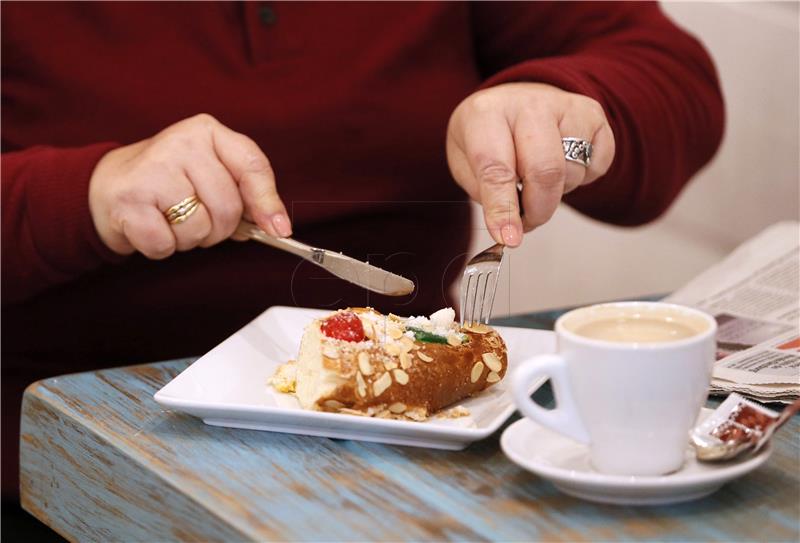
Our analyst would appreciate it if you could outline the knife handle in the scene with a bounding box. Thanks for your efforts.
[235,220,323,262]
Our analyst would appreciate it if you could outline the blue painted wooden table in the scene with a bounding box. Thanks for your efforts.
[19,308,800,542]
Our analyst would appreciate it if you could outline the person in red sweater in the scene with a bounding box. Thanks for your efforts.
[1,2,723,500]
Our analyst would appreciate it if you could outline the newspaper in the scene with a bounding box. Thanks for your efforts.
[665,221,800,404]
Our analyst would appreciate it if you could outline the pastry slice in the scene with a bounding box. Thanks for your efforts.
[285,307,508,421]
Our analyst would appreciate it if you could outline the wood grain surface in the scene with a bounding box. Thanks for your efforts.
[19,314,800,542]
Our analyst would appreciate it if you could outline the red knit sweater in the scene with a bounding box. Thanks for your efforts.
[2,1,724,363]
[1,0,724,499]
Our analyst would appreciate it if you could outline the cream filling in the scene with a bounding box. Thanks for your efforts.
[295,323,347,409]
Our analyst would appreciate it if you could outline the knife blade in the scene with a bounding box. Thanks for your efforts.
[235,220,415,296]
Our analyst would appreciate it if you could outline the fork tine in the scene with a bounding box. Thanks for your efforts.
[460,272,472,326]
[469,273,478,326]
[467,273,478,326]
[479,271,493,324]
[483,272,499,324]
[474,272,488,327]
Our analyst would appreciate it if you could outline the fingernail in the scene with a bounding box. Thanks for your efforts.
[501,223,521,247]
[271,213,292,237]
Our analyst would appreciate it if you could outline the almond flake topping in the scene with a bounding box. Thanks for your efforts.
[393,369,409,385]
[470,361,485,383]
[486,371,501,384]
[482,352,502,373]
[358,352,373,375]
[356,371,367,397]
[362,321,375,340]
[417,352,433,363]
[404,407,428,421]
[373,372,392,396]
[339,408,367,417]
[384,342,401,357]
[399,336,415,353]
[437,405,470,419]
[399,352,412,370]
[388,402,407,414]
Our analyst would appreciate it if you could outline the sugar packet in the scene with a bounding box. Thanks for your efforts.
[691,393,798,461]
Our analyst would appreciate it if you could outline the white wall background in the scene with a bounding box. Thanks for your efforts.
[468,1,800,318]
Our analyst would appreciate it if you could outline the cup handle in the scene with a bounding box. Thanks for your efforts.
[512,354,590,444]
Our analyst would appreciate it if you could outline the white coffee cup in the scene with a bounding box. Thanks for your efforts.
[512,301,717,476]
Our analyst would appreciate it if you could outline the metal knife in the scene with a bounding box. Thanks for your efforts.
[235,220,415,296]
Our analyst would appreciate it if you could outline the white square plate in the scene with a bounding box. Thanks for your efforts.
[154,306,555,450]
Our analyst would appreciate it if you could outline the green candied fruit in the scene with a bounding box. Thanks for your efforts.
[406,327,468,345]
[406,327,448,344]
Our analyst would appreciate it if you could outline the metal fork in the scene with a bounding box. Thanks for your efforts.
[459,243,504,326]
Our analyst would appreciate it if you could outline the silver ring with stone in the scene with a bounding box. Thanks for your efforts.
[562,137,592,168]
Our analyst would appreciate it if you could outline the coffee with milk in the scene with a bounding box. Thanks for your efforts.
[564,305,709,344]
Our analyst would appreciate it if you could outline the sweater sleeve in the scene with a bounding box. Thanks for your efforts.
[470,1,725,225]
[1,143,126,303]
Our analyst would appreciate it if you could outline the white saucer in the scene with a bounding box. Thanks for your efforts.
[500,408,772,506]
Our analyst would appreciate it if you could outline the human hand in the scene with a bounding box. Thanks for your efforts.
[446,83,615,247]
[89,114,291,259]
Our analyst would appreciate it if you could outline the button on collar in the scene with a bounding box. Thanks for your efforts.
[259,4,276,26]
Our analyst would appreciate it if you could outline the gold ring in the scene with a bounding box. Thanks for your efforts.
[165,195,201,225]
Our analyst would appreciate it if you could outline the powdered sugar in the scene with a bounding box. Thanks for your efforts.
[405,307,458,338]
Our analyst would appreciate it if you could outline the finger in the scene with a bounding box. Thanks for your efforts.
[154,173,213,252]
[446,136,481,202]
[514,108,566,232]
[211,123,291,238]
[585,121,615,184]
[171,201,213,252]
[185,157,243,247]
[121,205,177,260]
[462,111,522,247]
